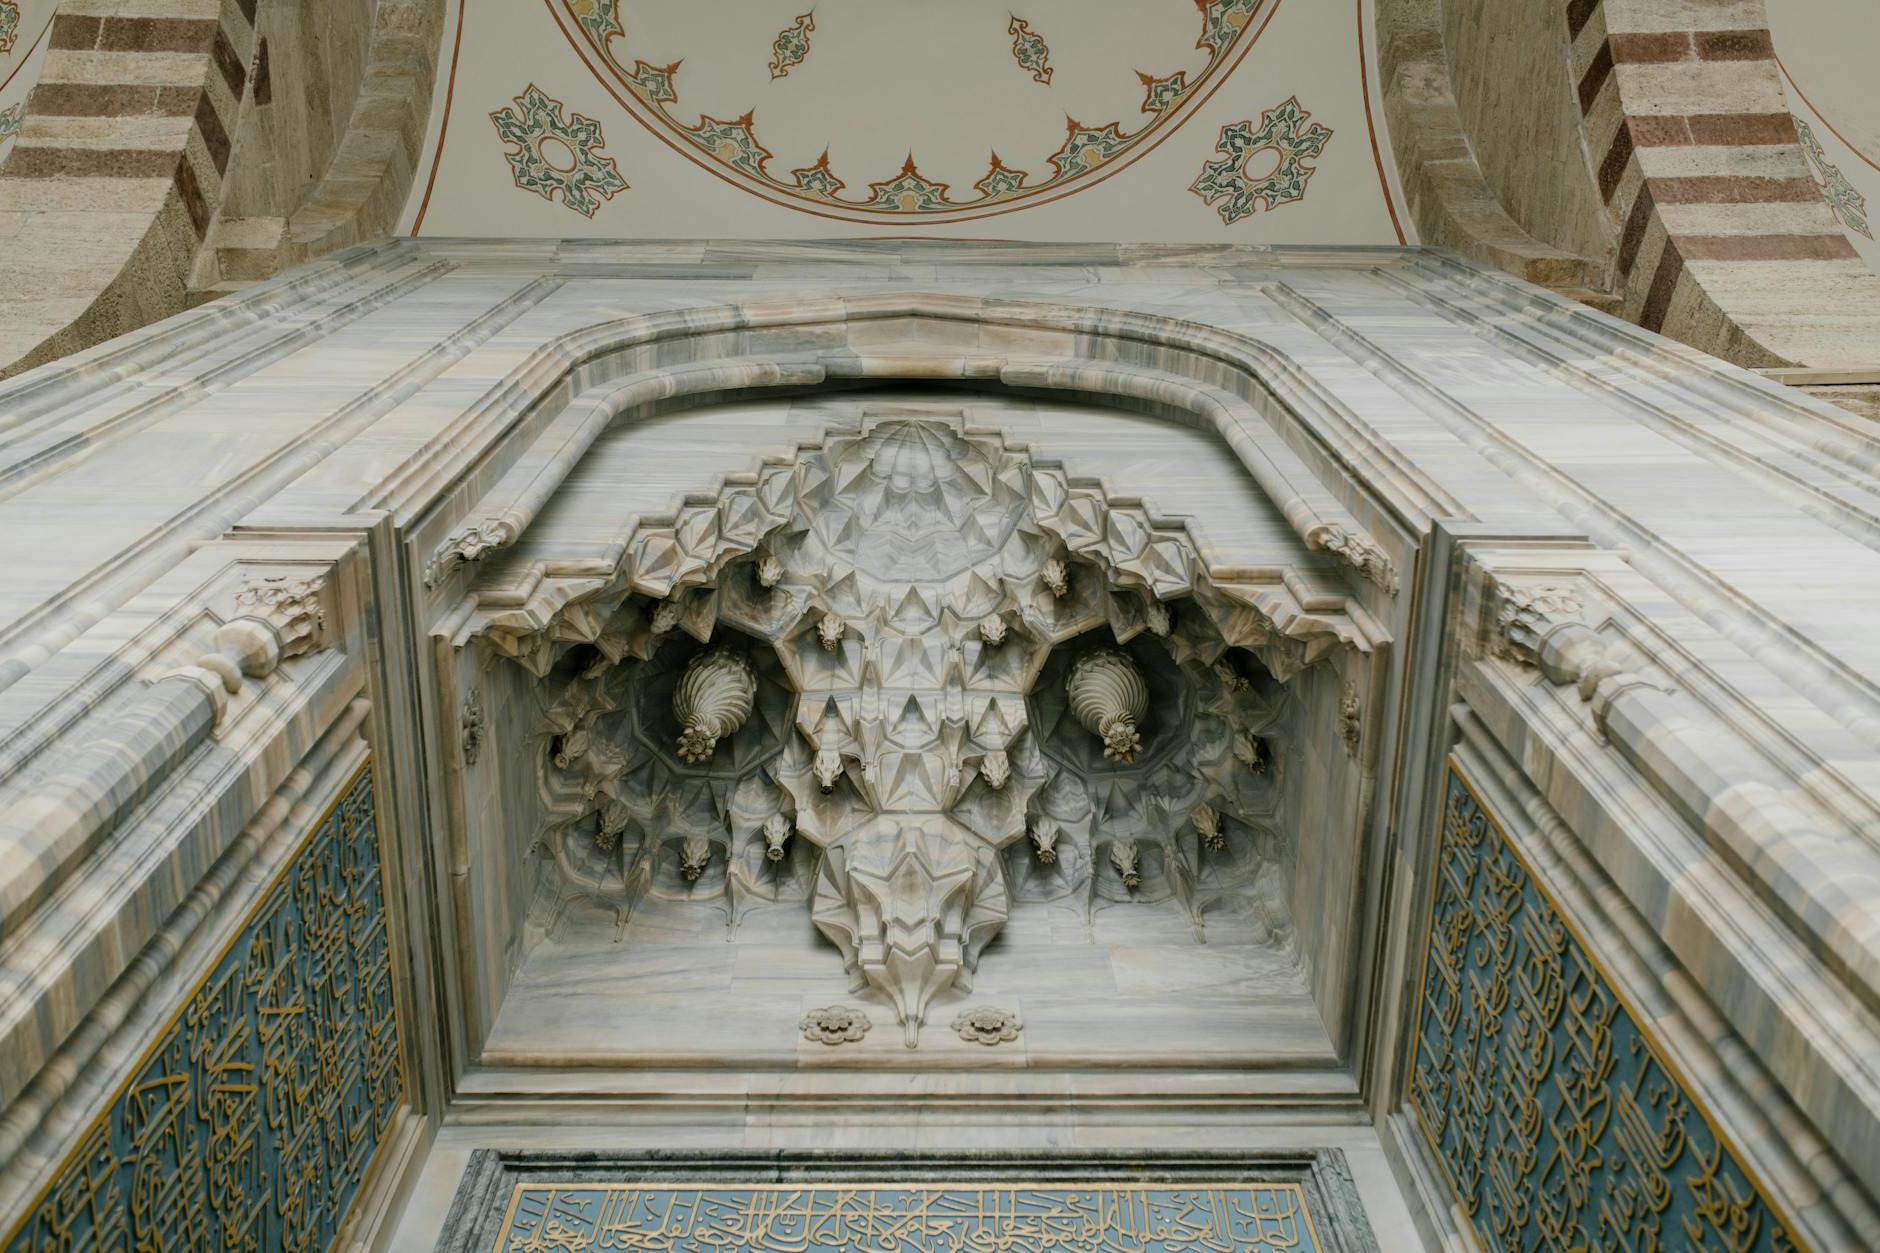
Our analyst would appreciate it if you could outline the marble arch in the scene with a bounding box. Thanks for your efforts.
[419,293,1399,1072]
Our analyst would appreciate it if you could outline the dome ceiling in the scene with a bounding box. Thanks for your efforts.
[402,0,1411,242]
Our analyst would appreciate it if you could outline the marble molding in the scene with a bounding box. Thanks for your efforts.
[8,240,1877,1249]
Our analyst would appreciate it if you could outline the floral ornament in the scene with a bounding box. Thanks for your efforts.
[800,1005,871,1045]
[973,154,1028,200]
[1139,70,1189,115]
[1007,16,1053,85]
[0,102,22,146]
[769,11,815,80]
[1190,96,1332,224]
[571,0,623,47]
[1796,117,1872,240]
[0,1,19,55]
[490,83,629,218]
[952,1006,1022,1045]
[558,0,1268,220]
[865,157,953,212]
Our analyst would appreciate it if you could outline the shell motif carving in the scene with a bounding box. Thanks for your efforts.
[673,649,757,763]
[1066,649,1149,763]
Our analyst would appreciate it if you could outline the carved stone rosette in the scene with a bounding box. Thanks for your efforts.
[951,1006,1022,1045]
[1066,650,1149,764]
[800,1005,871,1045]
[672,649,757,763]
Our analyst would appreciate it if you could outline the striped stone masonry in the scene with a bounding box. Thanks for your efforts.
[0,0,254,374]
[1567,0,1880,367]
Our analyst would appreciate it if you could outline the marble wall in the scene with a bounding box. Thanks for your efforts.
[0,240,1875,1249]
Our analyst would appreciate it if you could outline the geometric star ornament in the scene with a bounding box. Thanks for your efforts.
[490,83,629,218]
[1190,96,1333,225]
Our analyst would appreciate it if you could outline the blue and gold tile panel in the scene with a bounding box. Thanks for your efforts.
[495,1182,1327,1252]
[1410,763,1799,1251]
[4,763,402,1252]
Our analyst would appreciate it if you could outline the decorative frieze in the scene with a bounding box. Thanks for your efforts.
[1409,765,1798,1251]
[1,766,401,1252]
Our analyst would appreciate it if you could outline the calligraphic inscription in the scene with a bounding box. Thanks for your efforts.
[494,1182,1326,1251]
[5,764,403,1252]
[1409,766,1799,1250]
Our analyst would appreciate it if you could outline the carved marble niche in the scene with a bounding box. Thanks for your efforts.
[456,416,1372,1047]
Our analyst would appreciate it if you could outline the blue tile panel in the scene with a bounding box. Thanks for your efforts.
[496,1182,1326,1251]
[5,765,402,1252]
[1410,764,1798,1251]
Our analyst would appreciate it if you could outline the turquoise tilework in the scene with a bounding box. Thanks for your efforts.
[1410,764,1797,1250]
[5,766,402,1251]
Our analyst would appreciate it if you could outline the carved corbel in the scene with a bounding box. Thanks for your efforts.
[163,571,331,727]
[424,519,516,588]
[1306,523,1398,594]
[1489,581,1586,668]
[1486,578,1668,717]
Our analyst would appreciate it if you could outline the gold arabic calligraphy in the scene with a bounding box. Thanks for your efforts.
[496,1182,1323,1252]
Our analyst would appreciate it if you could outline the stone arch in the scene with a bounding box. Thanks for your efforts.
[421,292,1404,601]
[424,292,1399,1059]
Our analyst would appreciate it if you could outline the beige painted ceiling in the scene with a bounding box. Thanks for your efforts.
[401,0,1413,242]
[1764,0,1880,273]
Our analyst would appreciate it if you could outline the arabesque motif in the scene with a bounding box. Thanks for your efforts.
[2,767,401,1252]
[555,0,1270,219]
[768,11,815,80]
[1007,16,1053,85]
[1190,97,1332,224]
[1409,766,1798,1251]
[1797,117,1872,240]
[490,83,629,218]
